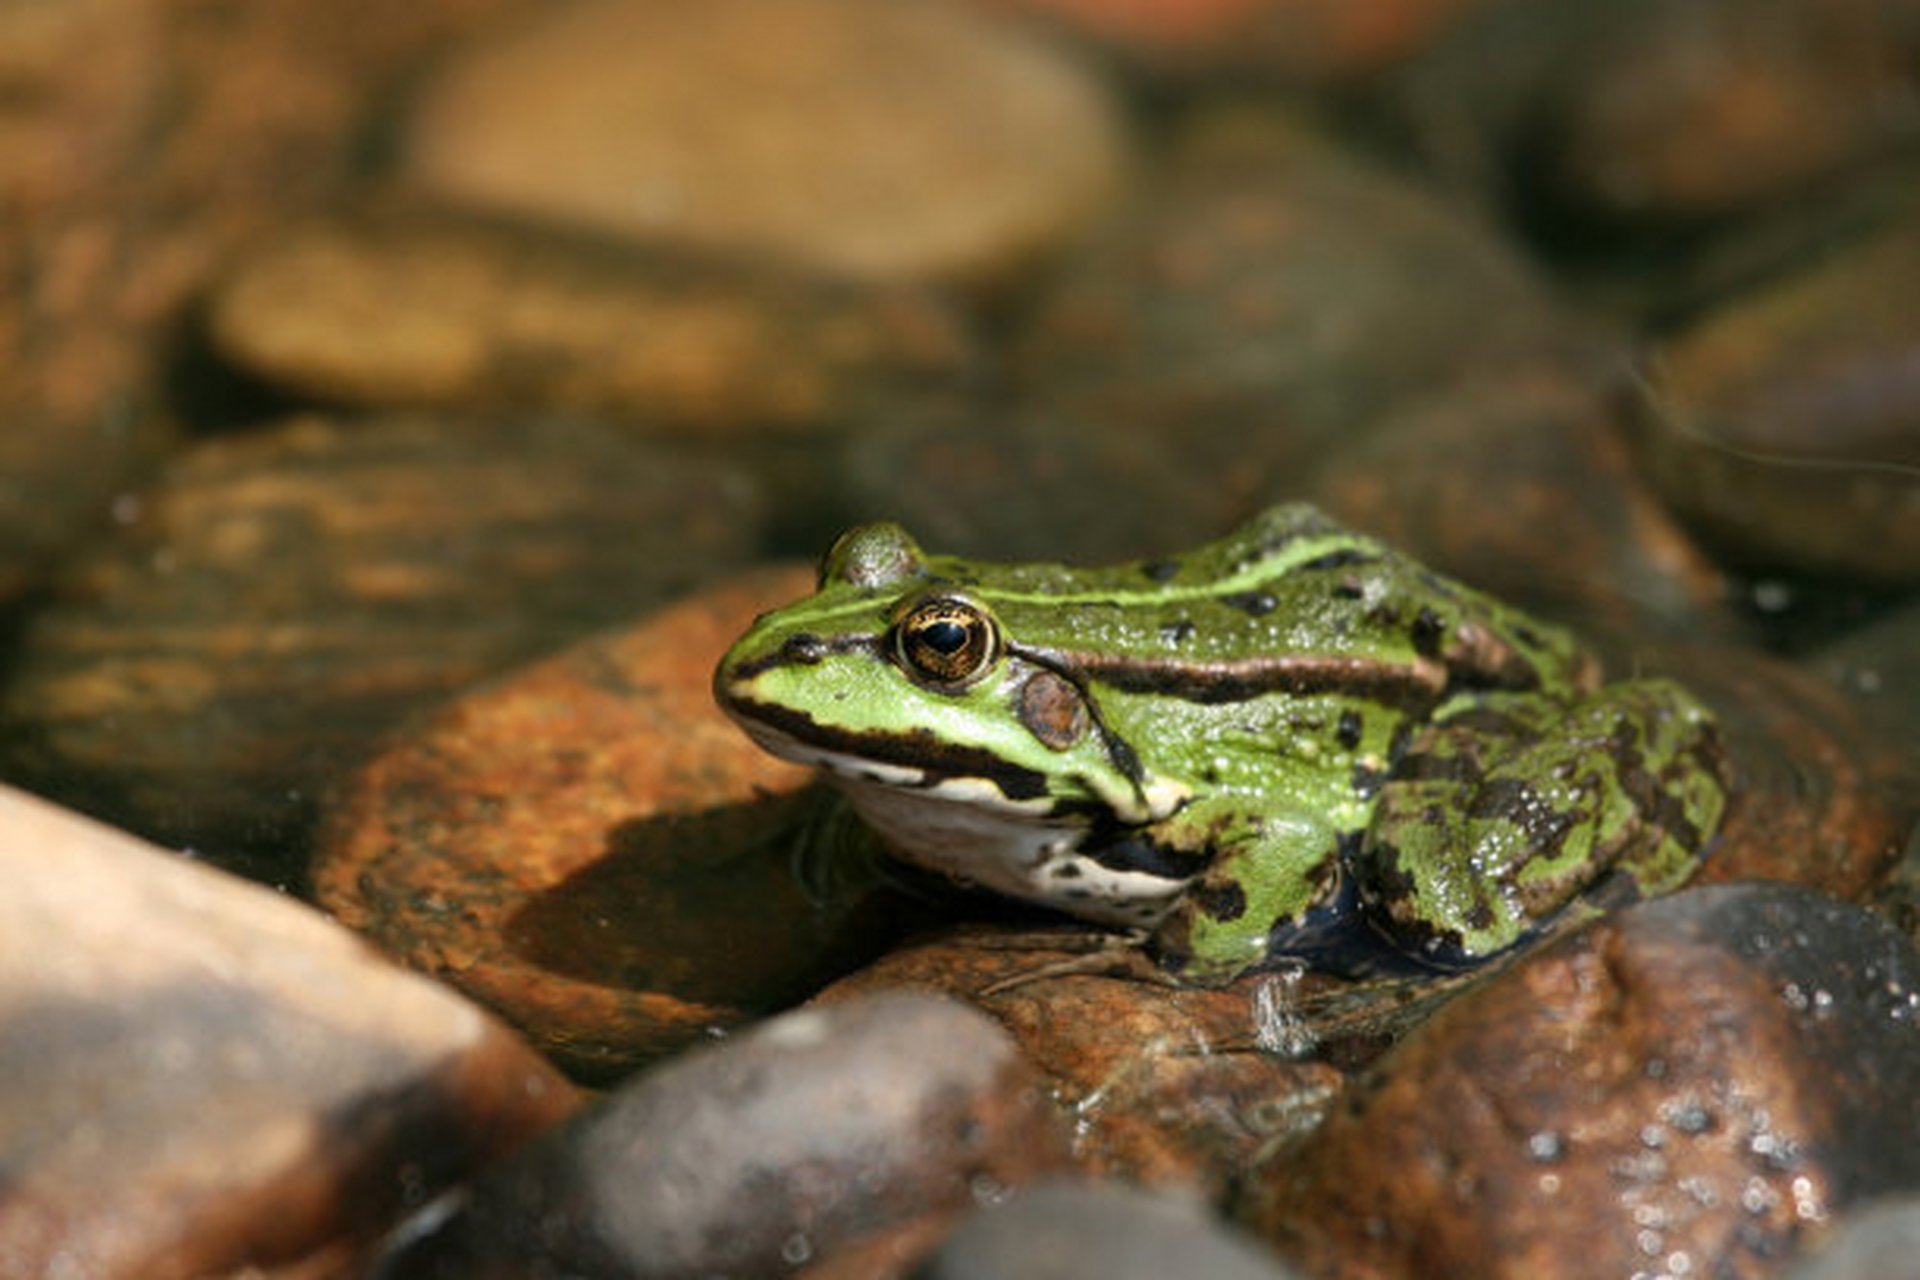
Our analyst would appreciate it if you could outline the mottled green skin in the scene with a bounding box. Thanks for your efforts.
[714,503,1731,984]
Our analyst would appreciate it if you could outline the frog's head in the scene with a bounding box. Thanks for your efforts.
[714,522,1187,834]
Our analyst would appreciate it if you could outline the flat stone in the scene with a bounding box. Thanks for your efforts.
[401,0,1127,284]
[918,1180,1302,1280]
[0,785,577,1280]
[1785,1197,1920,1280]
[377,994,1075,1278]
[208,208,974,434]
[1641,220,1920,583]
[313,568,919,1080]
[0,413,761,880]
[1247,883,1920,1279]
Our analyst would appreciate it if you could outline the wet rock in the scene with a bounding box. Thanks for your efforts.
[1785,1197,1920,1280]
[1013,111,1581,498]
[1306,365,1733,633]
[377,994,1075,1279]
[969,0,1501,83]
[208,208,974,434]
[1539,0,1920,225]
[917,1180,1302,1280]
[314,567,921,1080]
[401,0,1126,285]
[819,928,1378,1193]
[0,413,760,880]
[1247,883,1920,1279]
[0,784,577,1280]
[1640,221,1920,583]
[1654,644,1915,903]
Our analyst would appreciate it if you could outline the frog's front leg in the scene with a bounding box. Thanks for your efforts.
[1145,797,1349,985]
[1354,678,1730,968]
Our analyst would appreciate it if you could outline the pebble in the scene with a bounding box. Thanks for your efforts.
[375,994,1075,1279]
[0,413,761,881]
[401,0,1126,284]
[1641,220,1920,583]
[0,784,577,1280]
[1247,883,1920,1279]
[208,208,974,434]
[313,568,924,1080]
[916,1179,1302,1280]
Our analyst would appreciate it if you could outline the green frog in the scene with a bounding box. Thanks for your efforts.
[713,504,1730,984]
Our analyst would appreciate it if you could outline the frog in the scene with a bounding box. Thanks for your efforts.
[712,503,1731,985]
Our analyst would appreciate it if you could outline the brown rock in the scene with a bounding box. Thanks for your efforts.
[1640,220,1920,583]
[970,0,1502,81]
[207,208,974,433]
[816,928,1428,1193]
[1307,365,1733,632]
[0,413,761,880]
[1013,111,1579,497]
[401,0,1127,285]
[313,567,918,1080]
[376,994,1075,1279]
[1247,883,1920,1279]
[0,784,577,1280]
[0,0,537,601]
[1541,0,1920,224]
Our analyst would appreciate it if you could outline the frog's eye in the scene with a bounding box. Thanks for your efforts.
[894,597,999,687]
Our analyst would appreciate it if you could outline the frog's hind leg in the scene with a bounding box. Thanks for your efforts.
[1352,679,1730,969]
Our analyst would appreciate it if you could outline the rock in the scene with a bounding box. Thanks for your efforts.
[375,994,1075,1279]
[1247,884,1920,1279]
[1640,220,1920,583]
[0,784,578,1280]
[917,1180,1302,1280]
[818,928,1388,1193]
[207,208,974,434]
[314,567,922,1080]
[1808,599,1920,773]
[0,413,761,880]
[0,0,537,601]
[1012,111,1581,497]
[1539,0,1920,225]
[968,0,1502,82]
[1785,1197,1920,1280]
[401,0,1127,285]
[1306,365,1732,633]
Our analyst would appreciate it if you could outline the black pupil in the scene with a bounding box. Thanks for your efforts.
[919,619,970,655]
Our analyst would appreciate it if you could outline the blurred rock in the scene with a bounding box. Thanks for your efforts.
[314,568,922,1081]
[917,1180,1301,1280]
[0,0,537,600]
[1808,600,1920,772]
[1785,1197,1920,1280]
[1247,884,1920,1279]
[401,0,1127,285]
[377,994,1075,1279]
[1640,221,1920,583]
[1539,0,1920,225]
[208,208,975,434]
[1013,111,1582,504]
[0,413,761,880]
[0,784,577,1280]
[1307,365,1732,633]
[969,0,1502,83]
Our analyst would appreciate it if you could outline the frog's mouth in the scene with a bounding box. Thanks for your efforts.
[722,699,1061,815]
